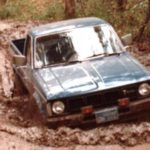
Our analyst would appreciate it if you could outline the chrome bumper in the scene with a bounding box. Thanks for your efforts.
[47,97,150,125]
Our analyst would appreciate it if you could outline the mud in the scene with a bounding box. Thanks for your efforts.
[0,21,150,149]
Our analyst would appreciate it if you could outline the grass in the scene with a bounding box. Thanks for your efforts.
[0,2,20,19]
[0,0,64,20]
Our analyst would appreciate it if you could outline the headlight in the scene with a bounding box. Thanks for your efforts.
[52,101,65,114]
[138,83,150,96]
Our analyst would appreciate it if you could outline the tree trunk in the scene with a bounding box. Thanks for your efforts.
[116,0,127,11]
[64,0,76,19]
[136,0,150,41]
[0,0,8,5]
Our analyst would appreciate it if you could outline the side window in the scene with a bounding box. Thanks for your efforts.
[25,35,32,65]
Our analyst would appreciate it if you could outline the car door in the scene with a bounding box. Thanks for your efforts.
[16,35,34,93]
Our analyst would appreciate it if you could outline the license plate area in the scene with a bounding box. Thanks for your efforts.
[95,107,119,124]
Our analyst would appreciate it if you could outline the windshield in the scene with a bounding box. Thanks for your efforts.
[35,24,124,67]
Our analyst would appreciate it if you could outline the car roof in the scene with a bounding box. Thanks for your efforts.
[29,17,107,38]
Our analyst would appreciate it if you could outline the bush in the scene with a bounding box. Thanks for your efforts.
[76,0,150,39]
[43,0,64,20]
[0,2,20,19]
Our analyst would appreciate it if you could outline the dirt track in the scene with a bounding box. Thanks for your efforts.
[0,21,150,149]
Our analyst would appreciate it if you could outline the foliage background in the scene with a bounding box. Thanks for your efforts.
[0,0,149,40]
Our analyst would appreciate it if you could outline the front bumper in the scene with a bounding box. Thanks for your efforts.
[47,97,150,126]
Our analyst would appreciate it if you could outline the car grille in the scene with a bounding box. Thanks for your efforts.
[65,85,139,113]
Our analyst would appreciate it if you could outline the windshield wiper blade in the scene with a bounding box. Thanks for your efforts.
[106,52,120,56]
[67,60,82,64]
[66,52,120,64]
[87,53,107,59]
[86,52,120,59]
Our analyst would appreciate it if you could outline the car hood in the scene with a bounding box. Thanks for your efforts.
[33,52,150,100]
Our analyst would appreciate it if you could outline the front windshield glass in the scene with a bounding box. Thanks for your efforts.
[35,24,124,67]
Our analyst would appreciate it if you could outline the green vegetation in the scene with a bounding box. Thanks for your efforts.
[0,0,64,20]
[43,0,64,20]
[0,0,149,40]
[76,0,150,39]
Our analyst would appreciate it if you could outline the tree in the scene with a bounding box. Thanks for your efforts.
[0,0,8,5]
[64,0,76,19]
[136,0,150,41]
[116,0,127,11]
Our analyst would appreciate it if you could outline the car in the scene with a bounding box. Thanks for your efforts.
[10,17,150,126]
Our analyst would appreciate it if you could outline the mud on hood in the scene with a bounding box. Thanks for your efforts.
[34,52,150,100]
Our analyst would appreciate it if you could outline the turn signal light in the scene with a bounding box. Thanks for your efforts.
[81,106,93,115]
[118,98,129,107]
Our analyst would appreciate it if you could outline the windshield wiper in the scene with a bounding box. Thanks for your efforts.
[85,52,121,60]
[105,52,120,56]
[66,52,121,64]
[67,60,82,64]
[86,52,107,59]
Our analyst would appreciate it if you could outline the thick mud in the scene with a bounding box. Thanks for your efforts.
[0,21,150,149]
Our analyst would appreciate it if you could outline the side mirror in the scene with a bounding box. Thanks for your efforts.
[13,55,26,66]
[121,33,132,46]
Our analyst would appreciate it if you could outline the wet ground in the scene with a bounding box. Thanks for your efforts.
[0,21,150,149]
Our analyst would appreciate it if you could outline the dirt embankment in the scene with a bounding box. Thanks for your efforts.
[0,21,150,149]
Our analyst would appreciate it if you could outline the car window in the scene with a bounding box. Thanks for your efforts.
[36,35,75,66]
[67,25,123,59]
[35,24,124,67]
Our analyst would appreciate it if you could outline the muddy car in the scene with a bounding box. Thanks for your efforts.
[10,17,150,126]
